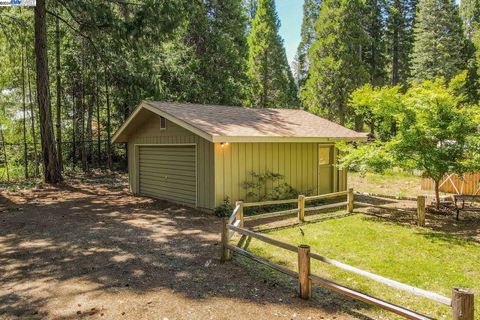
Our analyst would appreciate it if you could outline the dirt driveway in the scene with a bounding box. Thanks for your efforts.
[0,176,371,320]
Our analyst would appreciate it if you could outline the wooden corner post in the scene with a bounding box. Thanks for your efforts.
[417,196,426,227]
[236,201,244,227]
[452,288,474,320]
[347,188,354,213]
[221,218,231,262]
[298,245,312,299]
[298,195,305,222]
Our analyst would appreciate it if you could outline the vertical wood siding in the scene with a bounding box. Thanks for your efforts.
[125,111,348,210]
[127,115,215,210]
[214,142,347,207]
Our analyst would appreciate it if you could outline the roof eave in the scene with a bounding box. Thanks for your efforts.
[111,101,215,143]
[211,136,368,143]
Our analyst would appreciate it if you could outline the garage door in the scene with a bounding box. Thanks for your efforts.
[138,145,196,207]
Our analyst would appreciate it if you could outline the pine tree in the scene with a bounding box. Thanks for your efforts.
[363,0,387,86]
[460,0,480,103]
[385,0,415,85]
[173,0,248,106]
[244,0,258,30]
[411,0,466,82]
[246,0,298,108]
[34,0,62,183]
[302,0,368,125]
[202,0,249,106]
[461,0,480,40]
[293,0,322,88]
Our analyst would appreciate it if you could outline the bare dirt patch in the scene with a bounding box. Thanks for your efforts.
[353,194,480,242]
[0,175,365,320]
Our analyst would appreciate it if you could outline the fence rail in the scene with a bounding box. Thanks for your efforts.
[355,195,427,227]
[236,189,353,225]
[221,190,474,320]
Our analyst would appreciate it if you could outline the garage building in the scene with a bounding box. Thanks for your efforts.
[112,101,366,211]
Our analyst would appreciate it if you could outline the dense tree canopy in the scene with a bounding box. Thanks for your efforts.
[246,0,298,108]
[411,0,466,82]
[385,0,415,86]
[302,0,368,125]
[293,0,322,88]
[345,78,480,207]
[0,0,479,185]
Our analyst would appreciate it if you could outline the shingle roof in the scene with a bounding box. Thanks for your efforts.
[113,101,367,143]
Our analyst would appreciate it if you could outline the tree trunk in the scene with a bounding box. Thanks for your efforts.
[34,0,62,183]
[26,44,40,178]
[392,27,399,85]
[86,95,94,169]
[354,115,363,132]
[81,39,87,172]
[123,103,129,170]
[338,104,345,126]
[104,67,112,171]
[0,129,9,182]
[21,40,29,179]
[55,7,63,172]
[434,180,440,210]
[95,68,101,166]
[71,85,76,169]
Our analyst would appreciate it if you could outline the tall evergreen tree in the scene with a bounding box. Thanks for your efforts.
[293,0,322,87]
[34,0,62,183]
[461,0,480,40]
[194,0,248,106]
[385,0,415,85]
[302,0,368,125]
[363,0,387,86]
[460,0,480,103]
[246,0,298,108]
[411,0,466,82]
[244,0,258,30]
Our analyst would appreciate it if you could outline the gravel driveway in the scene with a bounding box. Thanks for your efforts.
[0,176,370,319]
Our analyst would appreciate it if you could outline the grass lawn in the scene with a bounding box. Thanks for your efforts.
[247,214,480,319]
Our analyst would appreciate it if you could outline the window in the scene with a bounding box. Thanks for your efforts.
[160,116,167,130]
[319,146,332,165]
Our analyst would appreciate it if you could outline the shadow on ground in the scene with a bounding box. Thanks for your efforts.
[353,194,480,242]
[0,175,378,319]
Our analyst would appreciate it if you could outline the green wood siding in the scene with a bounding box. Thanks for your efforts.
[138,145,196,206]
[125,110,348,210]
[214,142,347,207]
[127,114,215,210]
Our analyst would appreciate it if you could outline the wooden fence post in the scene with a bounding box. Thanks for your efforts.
[452,288,474,320]
[298,195,305,222]
[298,245,312,299]
[236,201,244,227]
[417,196,426,227]
[347,188,354,213]
[221,218,231,262]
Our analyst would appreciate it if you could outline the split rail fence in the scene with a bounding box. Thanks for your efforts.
[221,189,474,320]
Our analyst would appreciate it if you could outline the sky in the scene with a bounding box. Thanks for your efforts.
[276,0,304,64]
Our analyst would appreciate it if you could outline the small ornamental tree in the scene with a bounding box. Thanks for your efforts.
[392,79,477,208]
[349,84,403,140]
[347,77,479,209]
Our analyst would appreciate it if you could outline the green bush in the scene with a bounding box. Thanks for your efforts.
[214,197,233,217]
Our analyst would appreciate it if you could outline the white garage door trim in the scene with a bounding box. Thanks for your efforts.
[133,143,197,207]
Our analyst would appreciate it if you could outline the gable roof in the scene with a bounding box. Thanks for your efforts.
[112,101,367,143]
